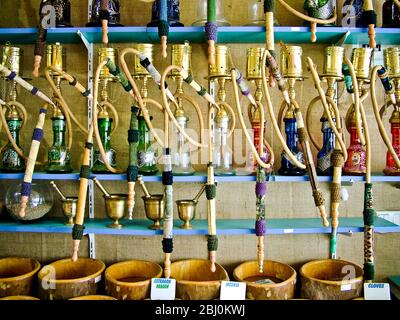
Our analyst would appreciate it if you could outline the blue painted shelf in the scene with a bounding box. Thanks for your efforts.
[0,172,399,183]
[0,217,398,236]
[0,26,400,45]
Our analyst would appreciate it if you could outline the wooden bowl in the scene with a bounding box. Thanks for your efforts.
[69,295,117,300]
[233,260,297,300]
[300,259,363,300]
[0,257,41,298]
[38,258,105,300]
[170,259,229,300]
[105,260,163,300]
[0,295,40,300]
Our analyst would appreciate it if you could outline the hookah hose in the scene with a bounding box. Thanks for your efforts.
[100,0,110,45]
[206,0,217,65]
[127,104,139,220]
[261,49,328,227]
[32,0,49,77]
[158,0,169,58]
[345,58,375,281]
[275,0,336,43]
[361,0,377,49]
[72,59,106,262]
[307,57,349,257]
[231,68,274,272]
[370,66,400,168]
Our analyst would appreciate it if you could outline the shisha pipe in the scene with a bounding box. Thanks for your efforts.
[231,66,274,273]
[361,0,377,49]
[260,49,329,227]
[370,66,400,171]
[275,0,337,43]
[370,48,400,175]
[344,57,375,282]
[206,0,218,65]
[306,56,349,259]
[264,1,276,86]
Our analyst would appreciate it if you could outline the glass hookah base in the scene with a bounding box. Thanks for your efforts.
[317,167,334,176]
[91,166,117,174]
[46,165,73,173]
[383,167,400,176]
[147,21,184,27]
[341,169,366,176]
[172,170,195,176]
[138,168,159,176]
[55,23,74,27]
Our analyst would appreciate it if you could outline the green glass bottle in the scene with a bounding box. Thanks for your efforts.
[46,110,72,173]
[1,108,25,172]
[92,111,117,173]
[137,115,158,175]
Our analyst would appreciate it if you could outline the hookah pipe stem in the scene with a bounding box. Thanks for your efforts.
[32,0,49,77]
[370,66,400,168]
[100,0,110,46]
[260,50,305,169]
[264,0,276,86]
[275,0,336,43]
[50,181,67,200]
[206,0,217,65]
[127,105,140,220]
[159,0,169,58]
[71,60,106,262]
[361,0,377,49]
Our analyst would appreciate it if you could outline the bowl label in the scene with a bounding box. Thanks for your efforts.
[220,281,246,300]
[151,278,176,300]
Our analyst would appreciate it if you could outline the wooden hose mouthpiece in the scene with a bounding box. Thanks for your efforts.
[127,181,135,220]
[32,55,42,78]
[102,20,109,46]
[161,35,168,59]
[310,22,317,43]
[72,239,80,262]
[208,40,216,66]
[164,253,171,279]
[209,251,216,272]
[368,25,376,49]
[258,236,264,273]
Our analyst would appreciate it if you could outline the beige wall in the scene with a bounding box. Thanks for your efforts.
[0,1,399,284]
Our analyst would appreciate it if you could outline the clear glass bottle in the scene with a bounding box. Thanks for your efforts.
[214,108,235,176]
[172,109,194,175]
[192,0,231,26]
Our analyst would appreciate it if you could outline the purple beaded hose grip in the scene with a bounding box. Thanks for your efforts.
[255,182,267,197]
[255,219,266,236]
[205,22,218,41]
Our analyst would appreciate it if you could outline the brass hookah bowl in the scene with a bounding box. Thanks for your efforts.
[343,47,374,175]
[0,44,27,172]
[207,45,236,176]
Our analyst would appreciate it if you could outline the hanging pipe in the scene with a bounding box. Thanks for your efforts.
[275,0,337,43]
[158,0,169,58]
[307,57,349,258]
[370,66,400,168]
[127,104,139,220]
[261,49,328,227]
[71,59,106,262]
[361,0,377,49]
[206,0,218,65]
[345,57,375,282]
[231,68,274,273]
[32,0,49,77]
[100,0,110,45]
[264,0,276,86]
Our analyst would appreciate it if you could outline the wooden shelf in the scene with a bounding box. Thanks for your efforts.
[0,217,398,236]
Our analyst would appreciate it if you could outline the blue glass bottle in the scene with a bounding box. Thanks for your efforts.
[317,116,335,176]
[147,0,184,27]
[87,0,122,27]
[278,116,306,176]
